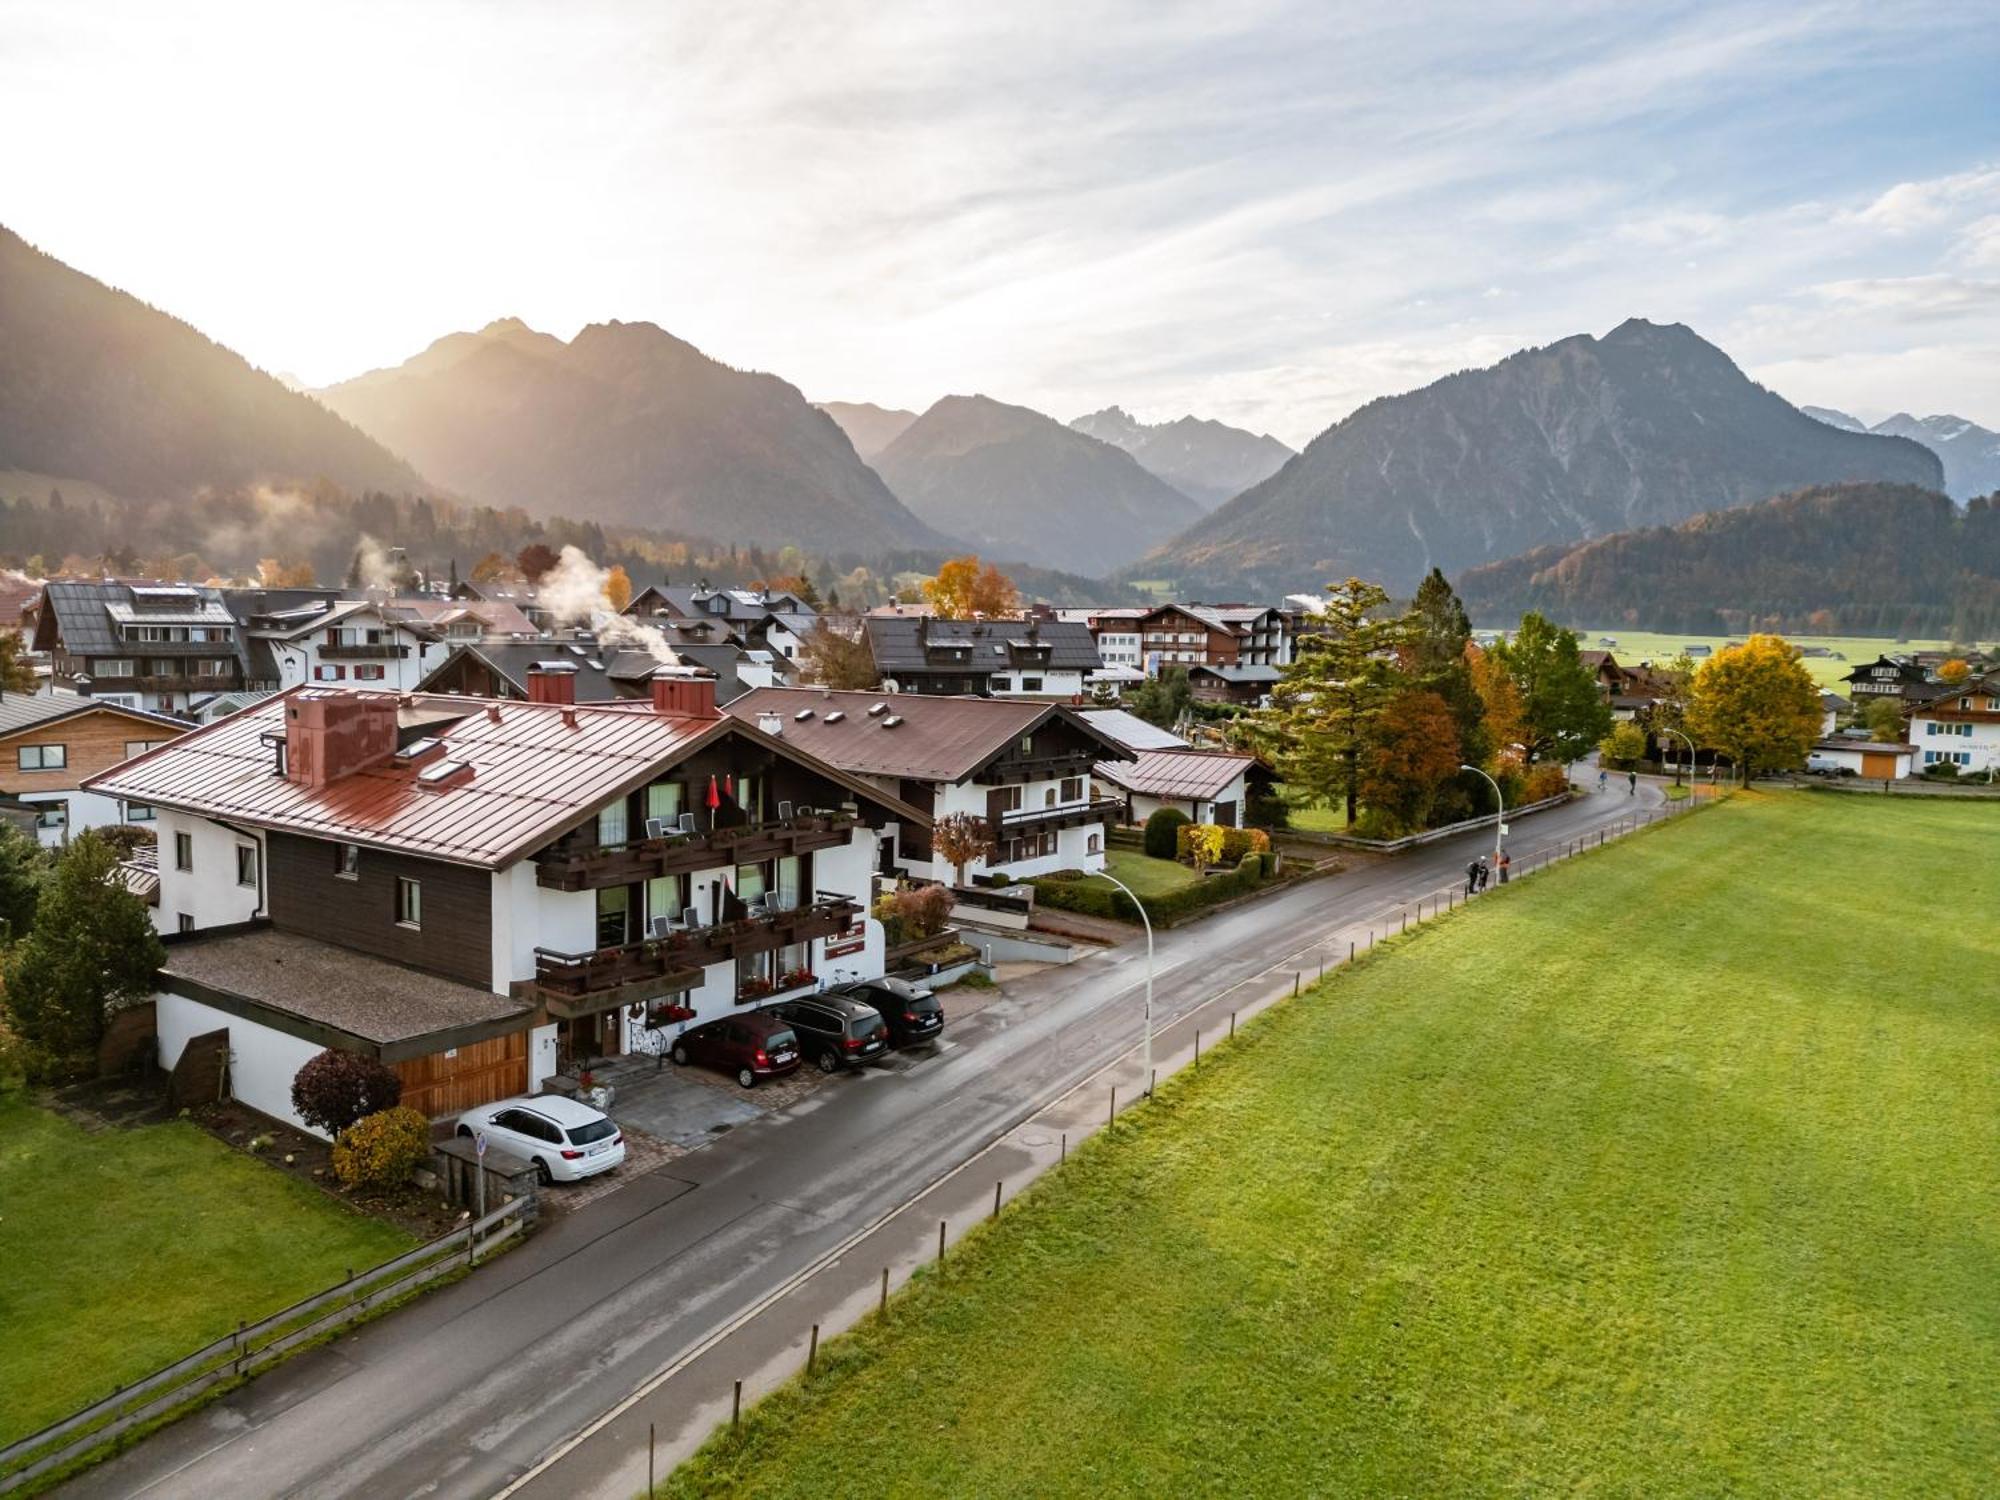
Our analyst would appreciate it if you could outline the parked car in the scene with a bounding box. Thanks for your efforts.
[838,977,945,1049]
[1804,752,1858,777]
[670,1010,802,1088]
[456,1095,624,1184]
[773,993,891,1073]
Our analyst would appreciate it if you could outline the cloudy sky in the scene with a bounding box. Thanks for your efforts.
[4,0,1997,447]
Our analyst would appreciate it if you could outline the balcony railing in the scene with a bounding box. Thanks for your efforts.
[535,812,859,891]
[529,893,860,1005]
[998,795,1124,833]
[320,642,410,660]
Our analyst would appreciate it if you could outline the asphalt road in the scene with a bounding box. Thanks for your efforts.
[65,781,1668,1500]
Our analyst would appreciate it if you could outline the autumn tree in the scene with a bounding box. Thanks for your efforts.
[517,543,560,582]
[1403,569,1488,769]
[1358,689,1464,832]
[1861,696,1906,744]
[257,557,316,587]
[604,564,634,612]
[1937,657,1971,684]
[1255,578,1405,825]
[1686,634,1822,781]
[1597,722,1648,770]
[1185,823,1226,875]
[922,556,1019,619]
[1465,643,1525,769]
[800,620,881,690]
[1491,613,1611,764]
[931,812,995,886]
[469,552,515,583]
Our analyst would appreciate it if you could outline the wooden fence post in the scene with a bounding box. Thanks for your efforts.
[808,1323,819,1375]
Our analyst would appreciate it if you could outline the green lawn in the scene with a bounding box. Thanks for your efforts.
[1567,627,1978,692]
[1077,848,1199,898]
[0,1094,413,1444]
[668,793,2000,1498]
[1273,781,1349,832]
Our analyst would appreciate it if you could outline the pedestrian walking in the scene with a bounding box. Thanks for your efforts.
[1598,768,1608,792]
[1497,850,1511,884]
[1476,857,1490,892]
[1465,858,1480,897]
[1627,770,1637,795]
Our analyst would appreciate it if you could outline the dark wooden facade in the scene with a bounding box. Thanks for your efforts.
[267,830,494,988]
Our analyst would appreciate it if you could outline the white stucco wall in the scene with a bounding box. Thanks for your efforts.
[19,786,138,847]
[1122,772,1249,829]
[1912,714,2000,774]
[154,810,266,932]
[156,991,327,1136]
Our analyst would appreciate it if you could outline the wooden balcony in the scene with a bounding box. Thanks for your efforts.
[526,893,860,1013]
[320,642,411,660]
[998,795,1124,835]
[534,813,860,891]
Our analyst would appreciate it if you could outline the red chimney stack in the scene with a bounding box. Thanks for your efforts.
[526,661,577,706]
[284,691,398,789]
[651,664,719,719]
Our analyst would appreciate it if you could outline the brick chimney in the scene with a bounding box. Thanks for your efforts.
[284,690,398,789]
[526,661,577,706]
[651,664,720,719]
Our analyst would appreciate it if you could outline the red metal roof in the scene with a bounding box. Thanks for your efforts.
[86,688,925,868]
[1094,747,1256,802]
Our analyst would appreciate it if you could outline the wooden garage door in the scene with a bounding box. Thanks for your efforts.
[395,1032,528,1118]
[1860,752,1896,778]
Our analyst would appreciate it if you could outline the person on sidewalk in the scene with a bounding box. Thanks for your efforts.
[1497,850,1511,884]
[1628,770,1638,795]
[1466,858,1481,897]
[1477,857,1490,892]
[1598,768,1608,792]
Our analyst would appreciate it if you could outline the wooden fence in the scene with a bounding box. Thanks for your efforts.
[0,1196,531,1495]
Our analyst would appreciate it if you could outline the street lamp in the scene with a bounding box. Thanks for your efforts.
[1658,726,1696,794]
[1460,763,1504,863]
[1096,870,1155,1098]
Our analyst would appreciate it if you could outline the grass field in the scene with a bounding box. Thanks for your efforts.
[1075,848,1200,898]
[1567,627,1974,691]
[0,1094,413,1444]
[666,793,2000,1498]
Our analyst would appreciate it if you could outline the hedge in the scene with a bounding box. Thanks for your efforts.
[1173,823,1271,864]
[1143,806,1189,859]
[1032,852,1275,928]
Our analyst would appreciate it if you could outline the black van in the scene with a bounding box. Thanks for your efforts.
[773,993,891,1073]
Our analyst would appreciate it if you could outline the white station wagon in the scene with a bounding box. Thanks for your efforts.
[456,1094,625,1183]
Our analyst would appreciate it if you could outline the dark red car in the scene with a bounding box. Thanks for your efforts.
[669,1010,802,1088]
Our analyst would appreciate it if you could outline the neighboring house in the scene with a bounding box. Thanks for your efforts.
[1059,607,1146,672]
[632,584,819,663]
[1908,670,2000,775]
[1819,691,1849,737]
[245,599,443,692]
[0,694,187,844]
[417,639,775,706]
[1138,604,1241,670]
[1094,746,1262,828]
[1186,662,1281,707]
[866,617,1101,698]
[86,670,927,1135]
[1810,738,1918,780]
[31,581,268,716]
[724,687,1133,882]
[1844,654,1933,702]
[451,578,552,631]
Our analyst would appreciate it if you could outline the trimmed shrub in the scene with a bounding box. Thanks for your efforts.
[292,1048,403,1138]
[1143,806,1189,859]
[331,1106,431,1191]
[1032,853,1272,927]
[1174,823,1272,864]
[899,883,956,940]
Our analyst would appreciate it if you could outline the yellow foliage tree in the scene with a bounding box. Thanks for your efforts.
[469,552,515,583]
[922,556,1019,619]
[1185,823,1226,874]
[257,557,316,587]
[1938,657,1971,684]
[1465,643,1525,761]
[1686,634,1821,782]
[604,564,634,612]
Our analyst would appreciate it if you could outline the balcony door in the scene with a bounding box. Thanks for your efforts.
[596,886,632,949]
[646,781,683,830]
[647,874,690,931]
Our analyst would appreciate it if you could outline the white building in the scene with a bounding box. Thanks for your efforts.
[249,600,447,693]
[0,694,187,846]
[1095,746,1259,828]
[88,669,924,1134]
[725,687,1133,883]
[1910,671,2000,775]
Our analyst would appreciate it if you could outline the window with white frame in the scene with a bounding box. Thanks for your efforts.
[335,843,360,879]
[236,843,259,888]
[97,659,136,677]
[124,739,168,758]
[174,831,193,870]
[35,800,67,831]
[396,876,422,928]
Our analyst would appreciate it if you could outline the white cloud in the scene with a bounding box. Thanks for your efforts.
[1849,166,2000,232]
[1810,275,2000,319]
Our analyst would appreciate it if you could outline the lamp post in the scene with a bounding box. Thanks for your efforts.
[1097,870,1155,1098]
[1460,763,1504,863]
[1658,726,1696,794]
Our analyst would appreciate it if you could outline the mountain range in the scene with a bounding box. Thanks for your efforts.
[1801,407,2000,501]
[318,320,945,555]
[1139,319,1943,597]
[1068,407,1294,510]
[868,395,1204,575]
[1454,481,2000,639]
[0,225,424,500]
[817,401,919,460]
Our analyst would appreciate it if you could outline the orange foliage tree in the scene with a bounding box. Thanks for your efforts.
[1358,689,1464,832]
[922,556,1019,618]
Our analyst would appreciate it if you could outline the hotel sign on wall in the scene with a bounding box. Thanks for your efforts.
[824,913,867,959]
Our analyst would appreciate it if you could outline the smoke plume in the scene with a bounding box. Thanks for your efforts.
[539,544,682,664]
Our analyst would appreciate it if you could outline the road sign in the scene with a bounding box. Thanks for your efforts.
[475,1130,487,1159]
